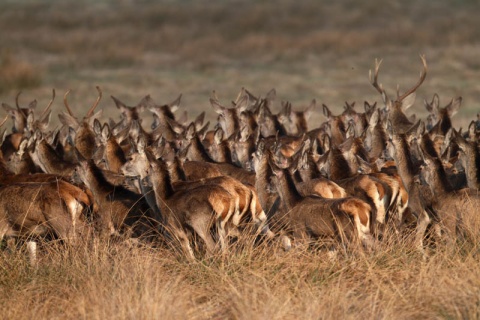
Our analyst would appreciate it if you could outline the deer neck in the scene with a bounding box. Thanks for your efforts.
[464,144,480,189]
[274,168,302,211]
[427,158,453,196]
[223,111,240,138]
[388,107,413,133]
[369,124,388,159]
[86,163,115,195]
[150,161,176,208]
[168,157,187,183]
[328,147,352,180]
[105,138,127,173]
[420,133,439,158]
[32,140,71,175]
[187,136,215,162]
[209,141,232,163]
[254,155,274,212]
[391,134,417,191]
[76,123,96,160]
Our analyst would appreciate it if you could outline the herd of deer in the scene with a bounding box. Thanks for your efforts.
[0,56,479,263]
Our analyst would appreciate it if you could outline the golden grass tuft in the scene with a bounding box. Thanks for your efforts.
[2,219,480,319]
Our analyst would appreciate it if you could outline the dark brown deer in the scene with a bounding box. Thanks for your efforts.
[419,145,480,246]
[452,129,480,190]
[0,178,92,264]
[370,55,427,133]
[146,153,237,259]
[269,159,374,253]
[386,121,437,252]
[74,155,159,240]
[58,87,103,160]
[1,90,55,159]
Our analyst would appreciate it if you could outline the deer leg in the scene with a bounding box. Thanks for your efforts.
[26,241,37,267]
[173,228,195,261]
[189,215,218,256]
[216,218,227,252]
[415,210,431,253]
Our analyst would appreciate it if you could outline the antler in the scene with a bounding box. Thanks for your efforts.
[369,58,388,104]
[63,89,74,116]
[396,55,427,102]
[15,91,27,120]
[0,115,8,128]
[40,89,56,119]
[86,86,102,118]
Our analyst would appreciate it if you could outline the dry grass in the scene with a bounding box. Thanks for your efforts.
[1,227,480,320]
[1,1,480,318]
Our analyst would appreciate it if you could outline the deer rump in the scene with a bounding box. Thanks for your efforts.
[0,181,90,242]
[274,196,372,249]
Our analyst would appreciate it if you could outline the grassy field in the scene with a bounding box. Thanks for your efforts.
[1,1,479,127]
[1,1,480,319]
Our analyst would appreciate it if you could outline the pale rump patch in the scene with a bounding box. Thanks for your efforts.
[26,241,37,266]
[340,199,370,227]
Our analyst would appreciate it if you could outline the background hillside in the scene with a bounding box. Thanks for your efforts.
[1,0,479,128]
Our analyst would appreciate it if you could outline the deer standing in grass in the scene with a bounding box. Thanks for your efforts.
[269,157,374,253]
[145,152,237,259]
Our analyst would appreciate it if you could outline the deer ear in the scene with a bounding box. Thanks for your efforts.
[185,122,196,140]
[137,135,146,155]
[28,99,38,110]
[26,112,34,127]
[93,118,102,135]
[101,123,111,140]
[169,94,182,113]
[213,127,224,144]
[256,140,265,156]
[322,104,332,118]
[194,111,205,130]
[424,93,439,113]
[369,108,380,128]
[36,110,52,132]
[304,99,316,120]
[468,120,476,140]
[401,92,416,110]
[322,134,331,152]
[416,120,426,137]
[446,97,462,118]
[345,122,355,139]
[210,98,225,114]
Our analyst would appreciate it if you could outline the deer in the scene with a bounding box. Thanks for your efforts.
[276,99,316,137]
[385,121,439,253]
[145,152,238,259]
[122,139,272,248]
[1,90,55,160]
[341,101,369,138]
[0,177,92,265]
[94,121,127,174]
[58,87,103,160]
[424,94,462,136]
[419,144,480,247]
[277,138,348,200]
[73,152,160,241]
[451,129,480,190]
[178,122,256,185]
[369,55,428,134]
[269,155,374,254]
[316,135,392,237]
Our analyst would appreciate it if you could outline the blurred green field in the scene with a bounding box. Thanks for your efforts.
[0,0,479,129]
